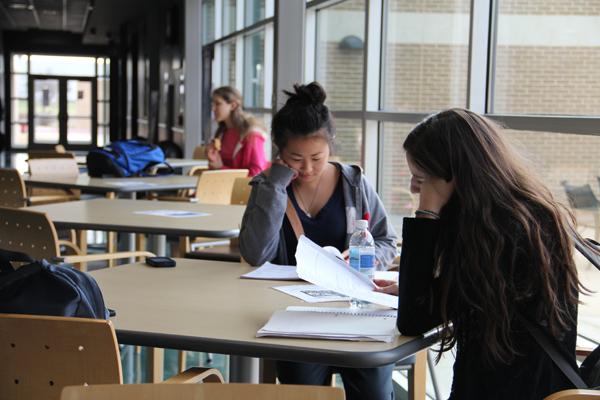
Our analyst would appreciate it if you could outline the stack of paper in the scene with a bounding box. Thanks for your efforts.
[257,306,398,342]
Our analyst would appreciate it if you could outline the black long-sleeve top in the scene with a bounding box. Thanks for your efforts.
[397,217,577,400]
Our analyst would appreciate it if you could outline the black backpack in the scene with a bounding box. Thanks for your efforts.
[523,237,600,390]
[0,249,109,319]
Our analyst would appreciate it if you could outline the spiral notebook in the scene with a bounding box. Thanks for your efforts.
[257,306,398,342]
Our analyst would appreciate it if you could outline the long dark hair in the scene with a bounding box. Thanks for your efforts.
[271,82,335,153]
[404,108,583,365]
[212,86,264,140]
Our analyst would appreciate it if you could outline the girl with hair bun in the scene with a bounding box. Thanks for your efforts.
[206,86,269,176]
[239,82,398,400]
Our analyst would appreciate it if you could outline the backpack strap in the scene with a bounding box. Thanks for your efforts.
[286,198,304,239]
[519,314,587,389]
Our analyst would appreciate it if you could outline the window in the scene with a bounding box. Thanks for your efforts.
[245,0,266,26]
[222,0,237,36]
[490,1,600,115]
[333,118,363,166]
[243,30,265,108]
[381,0,470,112]
[221,40,237,88]
[10,54,29,147]
[202,0,216,44]
[315,0,365,110]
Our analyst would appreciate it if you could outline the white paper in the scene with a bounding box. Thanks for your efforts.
[373,270,399,282]
[241,262,301,281]
[133,209,210,218]
[257,306,398,342]
[272,284,350,303]
[295,236,398,309]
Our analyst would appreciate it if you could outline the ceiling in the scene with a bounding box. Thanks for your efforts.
[0,0,150,44]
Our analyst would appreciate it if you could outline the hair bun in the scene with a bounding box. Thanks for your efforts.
[285,82,327,106]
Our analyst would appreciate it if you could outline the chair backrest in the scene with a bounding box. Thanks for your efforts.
[230,177,252,205]
[28,157,79,179]
[192,145,208,160]
[562,182,599,209]
[0,206,60,260]
[544,389,600,400]
[194,169,249,204]
[61,383,345,400]
[0,168,27,208]
[28,150,74,159]
[0,314,122,400]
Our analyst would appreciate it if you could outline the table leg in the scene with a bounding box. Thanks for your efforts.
[147,347,164,383]
[229,356,260,383]
[149,234,167,256]
[408,349,427,400]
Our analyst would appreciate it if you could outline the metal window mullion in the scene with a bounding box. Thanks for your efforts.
[205,17,274,46]
[486,0,499,113]
[235,35,244,91]
[263,23,274,108]
[467,0,491,113]
[304,6,316,82]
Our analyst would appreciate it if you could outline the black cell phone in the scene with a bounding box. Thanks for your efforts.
[145,256,176,268]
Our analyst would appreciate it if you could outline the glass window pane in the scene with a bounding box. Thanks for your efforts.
[202,0,215,43]
[67,80,92,117]
[98,125,109,147]
[33,116,59,144]
[492,3,600,115]
[222,0,237,36]
[11,100,28,122]
[244,30,265,108]
[221,40,237,87]
[67,118,92,144]
[379,122,414,232]
[98,78,106,101]
[382,0,470,112]
[11,123,29,148]
[251,112,272,161]
[34,79,59,117]
[11,54,28,73]
[245,0,265,26]
[11,74,28,98]
[30,55,96,77]
[96,58,105,76]
[315,0,365,110]
[332,118,363,166]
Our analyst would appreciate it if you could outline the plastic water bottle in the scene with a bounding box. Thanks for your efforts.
[348,220,375,307]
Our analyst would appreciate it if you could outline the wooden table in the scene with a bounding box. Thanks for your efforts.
[28,199,244,256]
[91,259,436,387]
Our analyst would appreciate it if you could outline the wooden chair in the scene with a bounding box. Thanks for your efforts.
[27,157,81,201]
[61,382,344,400]
[0,168,78,208]
[0,314,224,400]
[192,145,208,160]
[545,390,600,400]
[183,176,251,262]
[0,206,154,268]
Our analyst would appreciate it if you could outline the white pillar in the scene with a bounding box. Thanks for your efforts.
[184,0,203,158]
[274,0,305,110]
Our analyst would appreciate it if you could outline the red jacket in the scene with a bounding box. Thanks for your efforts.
[219,127,269,177]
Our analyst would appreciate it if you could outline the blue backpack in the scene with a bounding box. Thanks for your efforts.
[0,249,110,319]
[87,140,169,177]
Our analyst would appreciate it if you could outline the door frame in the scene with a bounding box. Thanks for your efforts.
[28,74,98,150]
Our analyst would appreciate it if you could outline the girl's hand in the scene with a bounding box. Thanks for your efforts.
[373,279,399,296]
[418,177,454,214]
[207,149,223,169]
[265,158,299,183]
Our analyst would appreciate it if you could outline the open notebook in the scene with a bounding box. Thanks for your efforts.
[257,306,398,343]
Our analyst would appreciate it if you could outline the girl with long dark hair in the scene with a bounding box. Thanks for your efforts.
[376,108,584,399]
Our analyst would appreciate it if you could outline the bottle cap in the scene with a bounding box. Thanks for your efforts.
[355,219,368,230]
